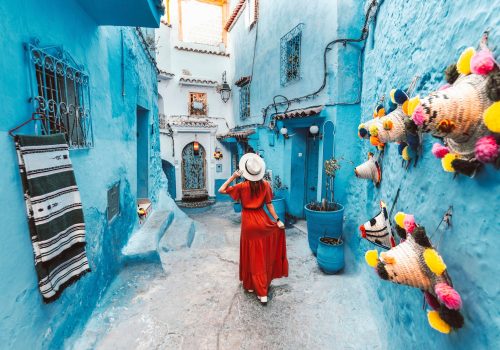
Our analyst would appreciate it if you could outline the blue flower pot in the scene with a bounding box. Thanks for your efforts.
[233,202,242,213]
[317,237,344,274]
[305,203,344,254]
[264,196,285,222]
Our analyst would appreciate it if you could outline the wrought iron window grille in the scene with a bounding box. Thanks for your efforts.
[280,23,304,87]
[239,84,250,120]
[25,39,94,149]
[188,92,208,116]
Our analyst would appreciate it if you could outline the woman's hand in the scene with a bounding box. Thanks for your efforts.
[277,220,285,229]
[232,170,243,179]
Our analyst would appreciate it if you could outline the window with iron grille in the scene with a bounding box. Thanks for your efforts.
[107,181,120,223]
[189,92,208,116]
[26,39,94,149]
[280,24,304,86]
[239,84,250,120]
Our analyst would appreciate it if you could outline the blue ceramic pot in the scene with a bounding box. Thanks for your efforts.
[317,237,344,274]
[233,202,242,213]
[304,203,344,254]
[264,196,285,222]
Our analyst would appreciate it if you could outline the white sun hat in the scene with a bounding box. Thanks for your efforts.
[239,153,266,181]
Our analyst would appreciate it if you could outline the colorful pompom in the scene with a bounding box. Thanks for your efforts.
[392,89,409,105]
[407,96,420,116]
[470,49,496,75]
[412,104,426,126]
[398,142,407,155]
[437,119,456,133]
[370,135,383,147]
[394,212,406,228]
[369,124,379,136]
[432,143,450,159]
[428,310,451,334]
[387,99,397,113]
[456,47,476,75]
[435,283,463,310]
[483,101,500,133]
[423,248,447,275]
[402,146,411,161]
[383,119,393,130]
[442,153,459,172]
[403,214,416,234]
[424,291,441,310]
[452,158,482,177]
[445,64,459,84]
[365,250,379,268]
[402,100,409,115]
[475,135,499,163]
[389,89,396,104]
[358,126,368,138]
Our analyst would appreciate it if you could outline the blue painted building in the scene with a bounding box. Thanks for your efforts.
[0,0,164,348]
[227,0,500,348]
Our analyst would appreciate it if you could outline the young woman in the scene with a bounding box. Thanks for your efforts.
[219,153,288,305]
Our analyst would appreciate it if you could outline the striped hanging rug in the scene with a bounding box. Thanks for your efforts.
[15,133,90,303]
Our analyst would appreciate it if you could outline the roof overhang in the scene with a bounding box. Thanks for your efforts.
[77,0,163,28]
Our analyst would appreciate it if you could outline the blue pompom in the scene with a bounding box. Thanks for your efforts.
[387,100,397,113]
[359,127,368,138]
[393,89,409,105]
[398,142,407,155]
[376,104,384,112]
[406,133,419,148]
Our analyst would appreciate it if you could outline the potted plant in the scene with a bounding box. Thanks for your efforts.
[304,158,344,254]
[316,236,344,274]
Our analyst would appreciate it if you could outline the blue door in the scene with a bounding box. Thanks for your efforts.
[305,136,319,204]
[181,142,206,191]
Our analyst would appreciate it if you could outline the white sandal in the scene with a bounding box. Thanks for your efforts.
[258,296,268,304]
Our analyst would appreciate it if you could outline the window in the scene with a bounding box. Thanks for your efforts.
[107,182,120,222]
[27,40,93,149]
[189,92,208,116]
[280,24,304,86]
[179,0,227,46]
[240,84,250,120]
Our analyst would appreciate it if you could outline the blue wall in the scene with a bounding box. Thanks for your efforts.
[0,0,162,348]
[230,0,500,348]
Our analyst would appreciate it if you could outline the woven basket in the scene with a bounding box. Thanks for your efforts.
[419,74,491,154]
[354,155,381,185]
[358,118,378,139]
[360,201,395,249]
[376,107,408,143]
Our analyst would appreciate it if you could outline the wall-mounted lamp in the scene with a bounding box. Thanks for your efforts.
[280,127,288,139]
[309,124,322,139]
[218,71,231,103]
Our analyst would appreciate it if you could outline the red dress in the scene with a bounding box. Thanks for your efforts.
[226,181,289,297]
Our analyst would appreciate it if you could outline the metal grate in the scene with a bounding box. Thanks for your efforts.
[189,92,208,116]
[26,39,94,149]
[107,181,120,222]
[280,23,304,86]
[239,84,250,120]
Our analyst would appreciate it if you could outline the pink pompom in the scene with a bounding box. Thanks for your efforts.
[412,105,426,126]
[435,283,462,310]
[403,214,416,234]
[438,84,451,91]
[432,143,450,159]
[424,291,440,310]
[475,135,499,163]
[470,49,496,75]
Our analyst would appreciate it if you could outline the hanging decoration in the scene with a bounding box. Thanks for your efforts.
[213,147,223,160]
[359,201,396,249]
[409,32,500,177]
[358,77,422,166]
[354,152,382,186]
[364,212,464,334]
[193,141,200,156]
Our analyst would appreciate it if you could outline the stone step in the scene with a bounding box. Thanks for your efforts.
[158,215,196,254]
[121,210,174,264]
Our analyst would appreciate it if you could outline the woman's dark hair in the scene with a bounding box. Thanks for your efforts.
[249,179,264,198]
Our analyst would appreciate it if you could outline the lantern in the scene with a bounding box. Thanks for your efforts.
[193,141,200,155]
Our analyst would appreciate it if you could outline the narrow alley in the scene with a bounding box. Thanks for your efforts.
[71,203,384,349]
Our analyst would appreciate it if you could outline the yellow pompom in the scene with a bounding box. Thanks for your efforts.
[365,250,379,267]
[377,108,386,117]
[383,119,393,130]
[442,153,459,172]
[402,146,411,161]
[483,102,500,133]
[428,311,451,334]
[394,212,406,228]
[402,100,409,115]
[407,96,420,116]
[369,124,379,136]
[456,47,476,75]
[389,89,396,104]
[424,248,447,275]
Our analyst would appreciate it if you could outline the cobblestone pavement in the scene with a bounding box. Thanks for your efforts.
[71,203,385,350]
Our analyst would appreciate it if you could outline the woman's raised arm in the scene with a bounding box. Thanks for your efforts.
[218,170,242,194]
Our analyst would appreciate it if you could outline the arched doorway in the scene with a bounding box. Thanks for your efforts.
[181,142,208,201]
